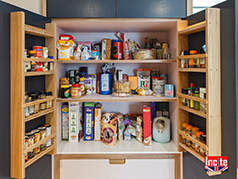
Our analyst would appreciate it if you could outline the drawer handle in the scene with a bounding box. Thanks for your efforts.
[109,159,126,165]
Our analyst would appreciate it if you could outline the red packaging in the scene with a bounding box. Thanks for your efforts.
[96,73,100,93]
[143,105,152,146]
[113,41,123,60]
[60,34,74,41]
[115,32,132,60]
[122,74,128,80]
[33,46,43,58]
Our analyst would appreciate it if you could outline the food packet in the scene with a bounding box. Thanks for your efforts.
[136,87,153,96]
[57,40,74,60]
[81,46,91,60]
[117,113,124,141]
[128,39,136,58]
[136,116,143,143]
[116,31,132,60]
[74,44,83,60]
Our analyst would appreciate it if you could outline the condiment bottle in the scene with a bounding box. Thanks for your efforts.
[189,50,197,68]
[60,85,70,98]
[187,87,191,107]
[71,84,81,98]
[181,131,187,144]
[193,87,200,110]
[24,136,28,162]
[79,77,87,96]
[189,83,194,109]
[195,131,202,153]
[191,127,200,149]
[185,125,193,147]
[182,88,188,106]
[46,91,53,109]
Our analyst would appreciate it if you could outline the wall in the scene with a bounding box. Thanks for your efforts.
[0,1,52,179]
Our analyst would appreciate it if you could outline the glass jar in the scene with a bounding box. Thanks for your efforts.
[195,131,203,153]
[181,122,188,132]
[26,132,34,159]
[31,94,39,114]
[189,50,197,68]
[46,91,53,109]
[43,124,51,147]
[191,127,199,149]
[200,88,206,113]
[200,134,206,156]
[38,127,47,151]
[24,136,28,162]
[198,49,206,68]
[79,78,87,96]
[193,88,200,110]
[185,125,193,147]
[40,102,46,110]
[28,96,34,115]
[60,85,70,98]
[40,91,46,99]
[32,129,40,154]
[25,92,28,103]
[182,88,188,106]
[71,84,82,98]
[181,131,186,144]
[180,50,189,68]
[25,107,29,117]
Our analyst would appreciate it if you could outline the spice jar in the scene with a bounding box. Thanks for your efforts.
[189,50,197,68]
[180,50,189,68]
[199,134,206,156]
[46,91,53,109]
[181,131,186,144]
[193,88,200,110]
[185,125,193,147]
[60,85,70,98]
[25,92,29,103]
[181,123,188,132]
[24,136,28,162]
[71,84,81,98]
[191,127,200,149]
[182,88,188,106]
[43,124,51,147]
[32,129,41,154]
[40,91,46,99]
[28,96,34,115]
[200,88,206,113]
[79,78,87,96]
[38,127,47,151]
[26,132,34,159]
[28,50,36,58]
[40,102,46,110]
[31,94,39,114]
[198,49,206,68]
[195,131,202,153]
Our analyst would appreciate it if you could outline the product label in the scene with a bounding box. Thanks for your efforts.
[205,156,228,172]
[101,74,109,91]
[64,89,70,98]
[86,113,92,135]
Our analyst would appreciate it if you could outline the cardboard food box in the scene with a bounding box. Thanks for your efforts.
[165,84,174,97]
[128,76,138,94]
[143,105,152,146]
[94,105,102,141]
[69,102,83,143]
[84,102,95,141]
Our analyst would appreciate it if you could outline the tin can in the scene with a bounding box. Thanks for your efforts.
[43,124,52,147]
[38,126,47,151]
[26,132,35,159]
[160,74,168,84]
[24,136,28,162]
[113,41,123,60]
[33,46,43,59]
[91,50,99,60]
[42,47,48,59]
[32,129,41,154]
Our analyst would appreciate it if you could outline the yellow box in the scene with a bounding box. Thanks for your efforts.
[94,107,102,141]
[128,76,138,90]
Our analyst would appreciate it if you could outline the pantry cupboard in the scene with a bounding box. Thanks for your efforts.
[10,8,220,179]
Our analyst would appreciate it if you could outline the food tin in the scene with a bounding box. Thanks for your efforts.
[91,50,99,60]
[38,126,47,151]
[24,136,28,162]
[33,46,43,58]
[26,132,35,159]
[43,124,52,147]
[113,41,123,60]
[32,129,41,154]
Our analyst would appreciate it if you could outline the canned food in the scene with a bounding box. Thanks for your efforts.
[113,41,123,60]
[26,132,35,159]
[38,127,47,151]
[42,47,48,59]
[33,46,43,59]
[31,129,40,154]
[43,124,51,147]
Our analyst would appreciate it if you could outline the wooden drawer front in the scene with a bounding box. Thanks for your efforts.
[60,159,174,179]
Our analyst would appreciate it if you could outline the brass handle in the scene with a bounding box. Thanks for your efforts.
[109,159,126,165]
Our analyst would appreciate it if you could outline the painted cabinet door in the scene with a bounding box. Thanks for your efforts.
[117,0,186,18]
[47,0,116,18]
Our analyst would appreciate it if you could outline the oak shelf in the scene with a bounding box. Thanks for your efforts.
[25,24,55,38]
[177,93,207,104]
[56,59,177,64]
[25,71,54,77]
[24,96,56,107]
[179,142,204,163]
[25,108,55,122]
[25,145,55,168]
[179,105,206,118]
[178,21,206,35]
[177,54,207,59]
[24,57,56,62]
[178,68,206,73]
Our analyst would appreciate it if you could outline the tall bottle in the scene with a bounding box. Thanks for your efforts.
[79,77,87,96]
[189,83,194,109]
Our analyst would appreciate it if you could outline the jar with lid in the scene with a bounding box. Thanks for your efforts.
[79,78,87,96]
[193,88,200,110]
[60,85,70,98]
[26,132,34,159]
[24,136,28,162]
[181,123,188,132]
[31,94,39,114]
[69,70,75,84]
[46,91,53,109]
[180,50,189,68]
[71,84,81,98]
[189,50,197,68]
[25,91,29,103]
[43,124,51,147]
[200,135,207,156]
[185,125,193,147]
[181,131,186,144]
[191,127,200,149]
[198,49,206,68]
[32,129,41,154]
[39,91,46,99]
[195,131,203,153]
[200,88,206,113]
[182,88,188,106]
[28,96,34,115]
[38,126,47,151]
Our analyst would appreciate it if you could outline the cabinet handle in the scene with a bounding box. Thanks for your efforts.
[109,159,126,165]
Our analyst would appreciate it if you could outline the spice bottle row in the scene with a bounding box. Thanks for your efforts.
[180,45,206,68]
[181,123,207,156]
[24,124,52,162]
[181,83,206,113]
[25,46,54,72]
[24,91,53,117]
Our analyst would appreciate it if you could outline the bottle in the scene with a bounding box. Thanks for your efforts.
[99,63,114,95]
[189,83,194,109]
[75,70,80,83]
[189,50,197,68]
[193,87,200,110]
[79,77,87,96]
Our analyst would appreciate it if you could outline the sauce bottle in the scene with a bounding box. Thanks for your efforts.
[189,50,197,68]
[189,83,194,109]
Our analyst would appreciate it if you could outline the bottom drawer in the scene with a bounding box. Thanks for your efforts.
[60,159,175,179]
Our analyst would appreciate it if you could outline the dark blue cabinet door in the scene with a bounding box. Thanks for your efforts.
[47,0,116,18]
[117,0,186,18]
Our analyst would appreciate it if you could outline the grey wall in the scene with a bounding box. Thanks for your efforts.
[0,1,52,179]
[183,1,237,178]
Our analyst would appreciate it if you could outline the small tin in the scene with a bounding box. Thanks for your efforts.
[113,41,123,60]
[160,74,168,84]
[33,46,43,59]
[91,50,99,60]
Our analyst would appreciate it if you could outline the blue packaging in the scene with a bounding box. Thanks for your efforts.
[150,102,156,122]
[84,102,95,141]
[165,84,174,97]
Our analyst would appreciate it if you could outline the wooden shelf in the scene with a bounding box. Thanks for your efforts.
[57,94,177,102]
[24,57,56,62]
[25,108,55,122]
[179,105,206,118]
[178,68,206,73]
[24,133,56,154]
[177,93,207,103]
[179,142,204,162]
[25,145,55,168]
[177,54,207,59]
[177,130,208,150]
[24,96,56,107]
[178,21,206,35]
[25,71,54,76]
[56,59,177,64]
[25,24,54,38]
